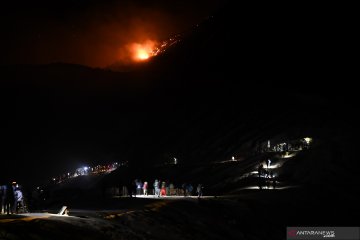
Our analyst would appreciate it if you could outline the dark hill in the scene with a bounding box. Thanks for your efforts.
[1,2,358,188]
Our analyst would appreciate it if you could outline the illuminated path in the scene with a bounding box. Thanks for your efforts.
[237,185,299,190]
[114,195,215,200]
[0,213,73,223]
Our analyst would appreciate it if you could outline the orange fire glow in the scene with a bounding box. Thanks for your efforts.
[130,40,157,61]
[122,36,180,64]
[137,49,150,60]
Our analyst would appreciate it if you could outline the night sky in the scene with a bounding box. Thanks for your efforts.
[1,0,223,186]
[1,0,221,67]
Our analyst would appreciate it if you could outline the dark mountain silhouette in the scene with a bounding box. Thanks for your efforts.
[0,2,358,187]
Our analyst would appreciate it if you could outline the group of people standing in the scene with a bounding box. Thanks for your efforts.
[0,182,25,215]
[182,183,203,198]
[127,179,204,198]
[257,162,276,189]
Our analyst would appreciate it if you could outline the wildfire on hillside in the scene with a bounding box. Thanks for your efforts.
[128,35,181,62]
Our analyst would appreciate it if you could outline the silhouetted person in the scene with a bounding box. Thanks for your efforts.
[0,185,6,214]
[14,187,24,213]
[187,184,193,196]
[258,164,263,178]
[182,183,187,196]
[196,184,203,198]
[266,174,271,189]
[153,179,160,197]
[258,164,264,190]
[169,183,175,196]
[5,183,15,214]
[165,181,170,196]
[132,180,137,197]
[126,182,133,197]
[136,180,143,195]
[143,181,148,196]
[160,181,166,196]
[270,172,276,189]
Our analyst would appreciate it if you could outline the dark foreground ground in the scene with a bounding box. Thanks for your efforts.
[1,185,359,240]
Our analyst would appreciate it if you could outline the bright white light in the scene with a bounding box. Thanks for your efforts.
[282,152,296,158]
[232,156,235,160]
[267,164,280,169]
[244,186,262,190]
[262,163,280,169]
[304,137,312,144]
[84,167,88,171]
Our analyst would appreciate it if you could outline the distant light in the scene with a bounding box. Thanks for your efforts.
[282,152,296,159]
[304,137,312,144]
[244,186,263,190]
[232,156,235,161]
[68,172,70,176]
[84,167,88,171]
[53,178,56,181]
[174,158,177,164]
[267,164,280,169]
